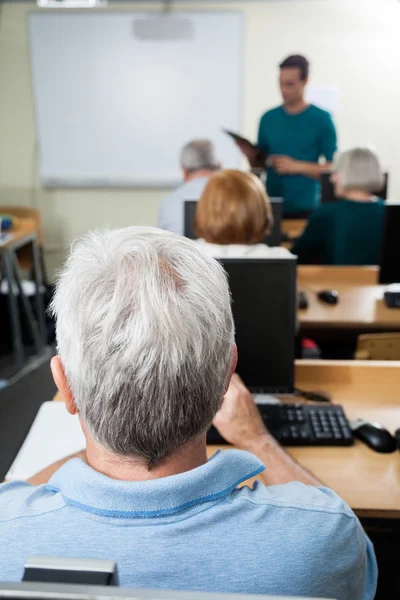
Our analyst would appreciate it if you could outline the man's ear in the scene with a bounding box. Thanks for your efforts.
[50,356,77,416]
[224,344,238,394]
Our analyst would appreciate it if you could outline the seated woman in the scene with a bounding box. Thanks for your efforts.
[292,147,385,265]
[195,169,292,258]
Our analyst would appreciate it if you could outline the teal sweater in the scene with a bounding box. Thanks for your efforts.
[292,198,385,265]
[258,104,337,214]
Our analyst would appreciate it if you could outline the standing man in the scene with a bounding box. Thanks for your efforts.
[158,139,221,235]
[258,55,337,216]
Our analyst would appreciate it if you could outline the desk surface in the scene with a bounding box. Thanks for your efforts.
[297,266,400,330]
[282,219,306,241]
[54,360,400,519]
[0,220,36,252]
[209,360,400,519]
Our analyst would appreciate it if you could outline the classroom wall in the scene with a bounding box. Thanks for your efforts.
[0,0,399,278]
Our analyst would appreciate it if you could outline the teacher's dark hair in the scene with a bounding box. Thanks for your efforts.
[279,55,309,81]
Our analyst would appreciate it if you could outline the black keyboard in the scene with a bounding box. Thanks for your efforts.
[207,403,354,447]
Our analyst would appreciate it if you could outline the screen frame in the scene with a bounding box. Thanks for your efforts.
[220,257,297,395]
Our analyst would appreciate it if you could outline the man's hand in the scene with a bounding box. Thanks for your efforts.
[214,374,321,486]
[270,155,302,175]
[270,156,330,180]
[213,374,269,450]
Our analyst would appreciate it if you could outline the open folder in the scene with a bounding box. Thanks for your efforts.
[6,402,85,481]
[223,129,267,169]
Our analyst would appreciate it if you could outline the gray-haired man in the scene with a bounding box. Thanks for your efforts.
[0,227,376,599]
[158,139,220,235]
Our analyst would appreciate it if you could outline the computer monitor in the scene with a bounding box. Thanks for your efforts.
[320,171,388,203]
[184,198,283,247]
[221,258,297,394]
[379,201,400,284]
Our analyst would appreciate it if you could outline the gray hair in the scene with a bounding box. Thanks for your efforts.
[180,139,220,174]
[334,147,383,193]
[50,227,234,467]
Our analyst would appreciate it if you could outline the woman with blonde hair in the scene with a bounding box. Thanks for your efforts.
[292,147,385,265]
[195,169,292,258]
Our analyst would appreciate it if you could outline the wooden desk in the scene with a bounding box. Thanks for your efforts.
[54,360,400,519]
[298,266,400,331]
[211,360,400,519]
[282,219,306,241]
[1,219,36,250]
[0,221,47,376]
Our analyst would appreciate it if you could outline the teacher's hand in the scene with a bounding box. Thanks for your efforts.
[271,155,302,175]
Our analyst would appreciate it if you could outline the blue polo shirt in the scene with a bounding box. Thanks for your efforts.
[0,450,376,599]
[258,104,337,214]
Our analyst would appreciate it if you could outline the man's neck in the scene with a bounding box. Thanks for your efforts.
[85,434,208,481]
[343,190,374,202]
[184,169,215,183]
[283,99,308,115]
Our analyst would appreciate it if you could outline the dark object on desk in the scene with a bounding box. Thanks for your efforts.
[317,289,339,305]
[321,171,388,203]
[223,129,267,169]
[380,202,400,284]
[351,419,397,453]
[298,290,309,309]
[383,285,400,308]
[0,216,13,232]
[295,388,331,403]
[394,428,400,449]
[23,557,118,586]
[184,198,283,247]
[220,258,296,394]
[208,403,353,446]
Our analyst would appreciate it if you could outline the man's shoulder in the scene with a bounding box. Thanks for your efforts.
[161,178,208,207]
[231,479,355,520]
[0,480,66,522]
[260,106,283,122]
[160,183,187,207]
[308,104,335,125]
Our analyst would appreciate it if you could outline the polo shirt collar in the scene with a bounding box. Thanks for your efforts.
[48,450,265,518]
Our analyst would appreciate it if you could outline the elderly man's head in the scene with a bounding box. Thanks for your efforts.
[51,227,235,467]
[180,140,220,181]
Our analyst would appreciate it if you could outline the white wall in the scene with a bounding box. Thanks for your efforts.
[0,0,399,277]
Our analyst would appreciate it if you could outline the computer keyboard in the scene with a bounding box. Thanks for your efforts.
[207,403,354,447]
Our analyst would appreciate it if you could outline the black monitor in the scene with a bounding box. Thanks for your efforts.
[184,198,283,247]
[379,201,400,284]
[320,171,388,203]
[221,258,296,394]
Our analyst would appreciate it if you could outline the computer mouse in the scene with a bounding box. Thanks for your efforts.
[298,290,309,310]
[317,289,339,305]
[351,419,397,453]
[394,428,400,449]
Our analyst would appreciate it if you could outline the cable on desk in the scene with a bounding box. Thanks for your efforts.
[294,389,332,403]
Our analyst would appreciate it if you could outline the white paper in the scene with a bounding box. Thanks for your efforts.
[6,401,85,481]
[306,85,339,118]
